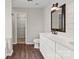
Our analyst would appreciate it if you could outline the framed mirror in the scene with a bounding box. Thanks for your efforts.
[51,4,66,32]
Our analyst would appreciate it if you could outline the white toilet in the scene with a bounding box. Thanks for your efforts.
[33,39,40,48]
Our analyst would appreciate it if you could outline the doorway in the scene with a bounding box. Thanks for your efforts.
[17,13,27,44]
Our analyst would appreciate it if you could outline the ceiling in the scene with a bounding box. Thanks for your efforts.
[12,0,52,8]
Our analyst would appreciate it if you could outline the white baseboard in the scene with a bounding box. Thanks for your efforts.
[7,49,13,56]
[13,42,17,44]
[26,42,34,44]
[5,37,13,58]
[5,49,13,58]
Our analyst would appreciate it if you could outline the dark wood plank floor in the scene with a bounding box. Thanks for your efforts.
[6,44,44,59]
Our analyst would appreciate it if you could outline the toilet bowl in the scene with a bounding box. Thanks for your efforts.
[33,39,40,48]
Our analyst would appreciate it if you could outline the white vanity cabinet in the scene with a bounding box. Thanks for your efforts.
[40,34,74,59]
[40,35,55,59]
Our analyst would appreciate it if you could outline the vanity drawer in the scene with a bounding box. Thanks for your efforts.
[56,44,74,59]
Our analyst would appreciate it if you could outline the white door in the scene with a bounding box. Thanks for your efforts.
[17,13,27,44]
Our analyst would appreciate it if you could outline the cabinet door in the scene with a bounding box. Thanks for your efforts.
[40,36,55,59]
[45,41,55,59]
[40,36,47,58]
[56,44,74,59]
[43,37,55,59]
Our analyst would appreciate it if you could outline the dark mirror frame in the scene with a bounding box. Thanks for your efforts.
[51,4,66,32]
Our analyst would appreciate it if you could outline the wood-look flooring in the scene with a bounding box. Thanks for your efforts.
[6,44,44,59]
[17,38,25,44]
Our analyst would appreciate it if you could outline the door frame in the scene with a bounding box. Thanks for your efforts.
[16,12,27,44]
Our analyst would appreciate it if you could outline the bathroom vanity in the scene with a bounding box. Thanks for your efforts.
[40,33,74,59]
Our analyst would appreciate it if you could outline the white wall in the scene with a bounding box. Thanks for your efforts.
[5,0,12,39]
[5,0,13,57]
[27,8,44,43]
[12,12,17,44]
[44,6,51,32]
[44,0,74,41]
[12,8,44,44]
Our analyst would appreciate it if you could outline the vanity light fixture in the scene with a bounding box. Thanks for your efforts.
[51,3,61,11]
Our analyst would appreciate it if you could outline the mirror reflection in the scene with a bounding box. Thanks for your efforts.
[51,4,66,32]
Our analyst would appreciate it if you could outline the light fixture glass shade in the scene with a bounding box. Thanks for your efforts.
[51,3,61,11]
[51,7,61,11]
[51,7,57,11]
[56,7,61,10]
